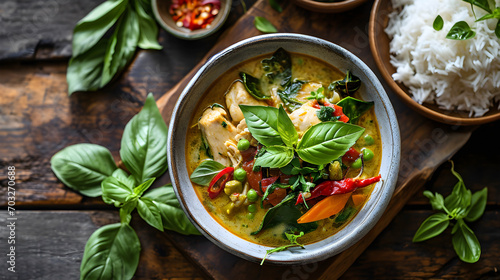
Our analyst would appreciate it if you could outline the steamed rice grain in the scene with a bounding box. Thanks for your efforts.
[386,0,500,117]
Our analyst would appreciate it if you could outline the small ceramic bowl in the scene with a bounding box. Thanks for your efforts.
[168,34,400,264]
[293,0,370,13]
[152,0,232,40]
[369,0,500,125]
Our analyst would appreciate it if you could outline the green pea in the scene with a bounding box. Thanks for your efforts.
[247,189,258,202]
[362,148,374,161]
[364,134,374,145]
[247,212,255,220]
[351,158,362,169]
[247,204,257,213]
[237,138,250,151]
[234,168,247,181]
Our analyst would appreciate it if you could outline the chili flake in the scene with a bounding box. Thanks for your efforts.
[169,0,221,31]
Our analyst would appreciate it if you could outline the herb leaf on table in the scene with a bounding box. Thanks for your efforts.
[413,161,487,263]
[254,16,278,33]
[67,0,162,95]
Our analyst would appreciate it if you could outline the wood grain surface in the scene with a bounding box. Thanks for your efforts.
[0,0,499,279]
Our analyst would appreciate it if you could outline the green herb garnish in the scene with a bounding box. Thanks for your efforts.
[413,161,487,263]
[306,87,325,101]
[261,231,305,265]
[317,106,337,122]
[240,104,365,166]
[433,15,444,31]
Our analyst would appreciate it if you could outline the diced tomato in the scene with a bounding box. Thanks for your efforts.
[323,101,349,123]
[242,160,263,195]
[342,147,360,163]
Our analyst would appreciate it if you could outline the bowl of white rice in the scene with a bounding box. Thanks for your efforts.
[369,0,500,125]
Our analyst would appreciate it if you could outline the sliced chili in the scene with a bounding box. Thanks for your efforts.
[208,167,234,199]
[296,175,381,205]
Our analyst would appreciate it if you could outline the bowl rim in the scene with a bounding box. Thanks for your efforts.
[293,0,370,13]
[168,33,400,264]
[369,0,500,126]
[151,0,232,40]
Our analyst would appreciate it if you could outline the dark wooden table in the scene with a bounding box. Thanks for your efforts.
[0,0,499,279]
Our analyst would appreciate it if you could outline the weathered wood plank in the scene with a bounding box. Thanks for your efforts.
[0,211,204,280]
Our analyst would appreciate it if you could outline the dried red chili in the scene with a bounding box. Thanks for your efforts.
[169,0,221,31]
[296,175,381,205]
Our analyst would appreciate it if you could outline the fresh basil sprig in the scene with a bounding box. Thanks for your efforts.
[240,104,364,166]
[434,0,500,40]
[68,0,161,95]
[51,94,199,280]
[413,161,487,263]
[260,231,305,265]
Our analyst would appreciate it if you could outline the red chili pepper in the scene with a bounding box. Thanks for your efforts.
[296,175,381,205]
[342,147,361,163]
[323,101,349,123]
[208,167,234,199]
[261,176,279,188]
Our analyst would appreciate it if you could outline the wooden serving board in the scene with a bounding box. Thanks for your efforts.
[156,1,474,279]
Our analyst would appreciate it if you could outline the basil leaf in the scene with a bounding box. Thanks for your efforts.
[329,70,361,95]
[67,40,108,95]
[262,48,292,88]
[296,122,365,165]
[144,185,200,235]
[254,16,277,33]
[121,93,169,185]
[277,81,305,112]
[239,72,271,100]
[133,177,155,197]
[260,231,304,265]
[134,0,162,50]
[277,105,298,147]
[452,219,481,263]
[120,198,138,225]
[101,175,134,205]
[72,0,127,58]
[101,6,140,87]
[190,160,225,186]
[80,223,140,280]
[252,193,317,235]
[269,0,283,12]
[137,197,164,231]
[254,146,294,168]
[239,105,283,147]
[444,162,472,211]
[465,187,487,222]
[51,143,117,197]
[462,0,491,13]
[336,97,374,124]
[423,190,445,211]
[475,13,495,22]
[433,15,444,31]
[334,206,356,224]
[412,212,450,242]
[446,21,476,40]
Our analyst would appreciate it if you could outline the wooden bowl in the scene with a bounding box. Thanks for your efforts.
[369,0,500,125]
[152,0,232,40]
[294,0,370,13]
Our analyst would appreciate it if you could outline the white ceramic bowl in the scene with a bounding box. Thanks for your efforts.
[168,33,400,264]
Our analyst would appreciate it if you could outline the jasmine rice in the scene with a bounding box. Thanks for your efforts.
[385,0,500,117]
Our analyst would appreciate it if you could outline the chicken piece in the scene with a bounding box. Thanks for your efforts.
[225,81,268,123]
[225,140,243,168]
[234,119,258,147]
[288,101,321,133]
[199,107,238,166]
[296,82,323,103]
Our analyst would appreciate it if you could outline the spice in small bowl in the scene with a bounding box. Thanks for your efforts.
[152,0,231,40]
[169,0,221,31]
